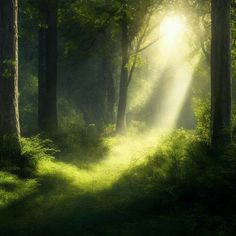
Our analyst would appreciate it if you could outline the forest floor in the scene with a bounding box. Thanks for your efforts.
[0,130,235,236]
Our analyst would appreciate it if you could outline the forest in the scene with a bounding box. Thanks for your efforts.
[0,0,236,235]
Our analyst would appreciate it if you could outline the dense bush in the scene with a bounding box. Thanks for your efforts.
[192,97,211,143]
[113,130,236,234]
[17,136,57,177]
[55,98,87,151]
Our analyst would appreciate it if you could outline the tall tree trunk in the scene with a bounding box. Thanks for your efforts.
[211,0,232,145]
[106,63,115,123]
[0,0,21,160]
[102,55,115,123]
[38,20,47,131]
[116,11,129,133]
[38,0,58,133]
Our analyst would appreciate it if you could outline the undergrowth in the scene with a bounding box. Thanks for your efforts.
[112,130,236,235]
[0,129,236,235]
[19,136,58,176]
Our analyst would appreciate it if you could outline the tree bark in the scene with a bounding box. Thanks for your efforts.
[0,0,21,160]
[102,55,115,123]
[211,0,232,145]
[38,0,58,133]
[116,11,129,133]
[106,64,115,123]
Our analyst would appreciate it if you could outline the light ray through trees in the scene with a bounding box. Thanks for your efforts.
[129,13,199,131]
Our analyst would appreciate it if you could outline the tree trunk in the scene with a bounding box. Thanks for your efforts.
[38,0,58,133]
[103,55,115,123]
[0,0,21,160]
[116,11,129,133]
[211,0,232,145]
[106,64,115,123]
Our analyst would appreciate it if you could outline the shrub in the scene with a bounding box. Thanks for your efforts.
[18,136,58,177]
[121,129,236,234]
[56,98,86,151]
[192,97,210,143]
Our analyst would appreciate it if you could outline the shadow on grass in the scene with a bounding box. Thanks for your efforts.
[0,158,198,236]
[56,138,110,169]
[1,133,236,236]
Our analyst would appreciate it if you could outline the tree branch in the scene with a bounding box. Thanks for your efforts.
[127,10,154,86]
[137,36,161,53]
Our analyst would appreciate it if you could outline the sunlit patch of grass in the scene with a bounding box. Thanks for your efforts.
[37,129,167,192]
[0,171,37,208]
[0,128,169,217]
[0,129,235,235]
[0,130,170,235]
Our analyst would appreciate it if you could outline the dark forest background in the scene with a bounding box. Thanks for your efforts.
[0,0,236,235]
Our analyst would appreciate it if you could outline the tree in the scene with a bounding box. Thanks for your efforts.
[100,30,116,123]
[54,0,118,126]
[116,0,159,133]
[182,0,211,64]
[103,55,115,123]
[211,0,232,145]
[116,3,129,133]
[0,0,21,160]
[38,0,58,133]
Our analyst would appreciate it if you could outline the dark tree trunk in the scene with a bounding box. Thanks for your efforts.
[106,63,115,123]
[38,21,47,131]
[38,0,58,133]
[103,56,115,123]
[0,0,21,160]
[211,0,232,145]
[116,12,129,133]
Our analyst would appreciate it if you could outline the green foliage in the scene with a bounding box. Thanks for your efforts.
[0,135,57,178]
[21,136,58,161]
[102,123,116,137]
[56,98,87,151]
[18,136,57,177]
[2,59,16,79]
[0,135,21,171]
[19,67,38,135]
[113,130,236,235]
[126,120,148,134]
[0,171,36,208]
[0,130,236,235]
[193,96,210,142]
[4,0,235,235]
[58,98,85,133]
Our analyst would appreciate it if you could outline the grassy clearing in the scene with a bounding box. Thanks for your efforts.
[0,130,235,235]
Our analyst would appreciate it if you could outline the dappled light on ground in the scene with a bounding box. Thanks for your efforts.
[28,13,200,198]
[0,0,234,235]
[0,172,36,207]
[0,11,199,224]
[38,129,167,192]
[0,129,175,236]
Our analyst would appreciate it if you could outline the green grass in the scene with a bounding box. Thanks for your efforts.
[0,129,235,235]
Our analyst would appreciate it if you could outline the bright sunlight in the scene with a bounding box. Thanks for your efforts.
[1,1,233,235]
[129,12,198,131]
[160,14,186,39]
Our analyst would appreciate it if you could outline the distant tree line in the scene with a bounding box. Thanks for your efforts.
[0,0,234,162]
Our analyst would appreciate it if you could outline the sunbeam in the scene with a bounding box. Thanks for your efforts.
[129,12,198,131]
